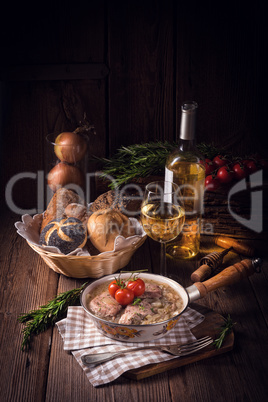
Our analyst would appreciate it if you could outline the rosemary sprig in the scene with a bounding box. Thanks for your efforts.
[18,283,87,351]
[93,141,176,189]
[197,142,228,160]
[93,141,227,189]
[213,314,236,349]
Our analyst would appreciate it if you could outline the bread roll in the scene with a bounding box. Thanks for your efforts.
[87,209,136,252]
[64,203,88,225]
[41,188,83,232]
[89,190,142,217]
[40,217,87,254]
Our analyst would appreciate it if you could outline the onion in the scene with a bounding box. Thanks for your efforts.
[54,131,87,164]
[47,162,85,192]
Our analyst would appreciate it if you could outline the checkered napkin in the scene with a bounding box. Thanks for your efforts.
[56,306,204,387]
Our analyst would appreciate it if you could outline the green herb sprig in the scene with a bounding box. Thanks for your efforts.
[197,142,228,160]
[132,298,142,305]
[18,283,87,351]
[93,141,176,189]
[93,141,228,189]
[213,314,236,349]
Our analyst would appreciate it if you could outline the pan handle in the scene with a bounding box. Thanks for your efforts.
[186,258,262,302]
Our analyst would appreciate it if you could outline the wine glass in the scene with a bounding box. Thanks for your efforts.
[140,181,185,279]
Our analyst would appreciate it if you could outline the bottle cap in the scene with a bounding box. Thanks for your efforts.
[181,101,198,112]
[180,101,198,140]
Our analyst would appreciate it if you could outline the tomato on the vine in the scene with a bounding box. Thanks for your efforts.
[205,175,221,191]
[216,166,234,184]
[244,160,258,174]
[232,162,249,180]
[115,288,134,306]
[213,155,229,168]
[126,278,145,297]
[205,159,217,176]
[108,279,124,298]
[260,159,268,171]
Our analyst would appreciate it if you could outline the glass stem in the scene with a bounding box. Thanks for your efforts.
[160,242,167,277]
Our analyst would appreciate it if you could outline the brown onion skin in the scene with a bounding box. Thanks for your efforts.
[47,162,85,192]
[54,131,87,164]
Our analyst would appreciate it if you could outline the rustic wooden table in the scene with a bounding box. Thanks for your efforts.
[1,206,267,402]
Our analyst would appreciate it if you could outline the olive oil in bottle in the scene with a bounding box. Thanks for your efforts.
[165,101,205,259]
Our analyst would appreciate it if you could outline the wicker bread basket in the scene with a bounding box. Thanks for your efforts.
[16,211,146,279]
[27,236,146,278]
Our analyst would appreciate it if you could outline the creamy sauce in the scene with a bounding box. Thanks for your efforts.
[86,279,184,325]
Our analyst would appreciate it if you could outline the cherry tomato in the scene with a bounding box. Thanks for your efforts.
[258,159,268,177]
[213,155,229,168]
[205,175,221,191]
[216,166,234,184]
[244,160,258,174]
[260,159,268,171]
[126,278,145,297]
[205,159,217,176]
[108,280,124,298]
[232,162,249,180]
[115,288,134,306]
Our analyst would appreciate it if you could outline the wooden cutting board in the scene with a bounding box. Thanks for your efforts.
[123,304,234,380]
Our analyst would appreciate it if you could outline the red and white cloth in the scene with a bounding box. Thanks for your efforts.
[56,306,204,387]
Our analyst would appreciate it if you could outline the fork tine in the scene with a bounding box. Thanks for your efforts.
[179,339,213,356]
[179,336,212,351]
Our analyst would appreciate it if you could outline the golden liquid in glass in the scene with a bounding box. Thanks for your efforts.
[141,202,185,243]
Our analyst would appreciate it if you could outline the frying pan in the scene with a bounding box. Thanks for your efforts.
[80,258,262,343]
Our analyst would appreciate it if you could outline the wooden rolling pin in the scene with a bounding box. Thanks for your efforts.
[213,236,255,257]
[191,248,232,282]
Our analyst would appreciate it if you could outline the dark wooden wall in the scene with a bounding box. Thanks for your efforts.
[0,0,266,211]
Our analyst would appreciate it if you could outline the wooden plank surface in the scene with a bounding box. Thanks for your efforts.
[108,0,175,153]
[124,305,234,380]
[1,78,106,210]
[175,2,266,156]
[0,2,267,400]
[6,63,109,81]
[1,208,267,401]
[0,211,59,402]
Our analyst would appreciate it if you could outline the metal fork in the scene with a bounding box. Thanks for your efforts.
[81,336,213,365]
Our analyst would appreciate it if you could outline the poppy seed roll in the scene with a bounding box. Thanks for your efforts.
[39,217,87,254]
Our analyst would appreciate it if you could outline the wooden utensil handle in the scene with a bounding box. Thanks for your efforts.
[193,259,254,298]
[214,236,255,257]
[191,264,212,282]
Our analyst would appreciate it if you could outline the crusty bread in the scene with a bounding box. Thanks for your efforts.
[64,203,89,225]
[41,188,83,232]
[87,209,136,252]
[89,190,142,217]
[39,217,87,254]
